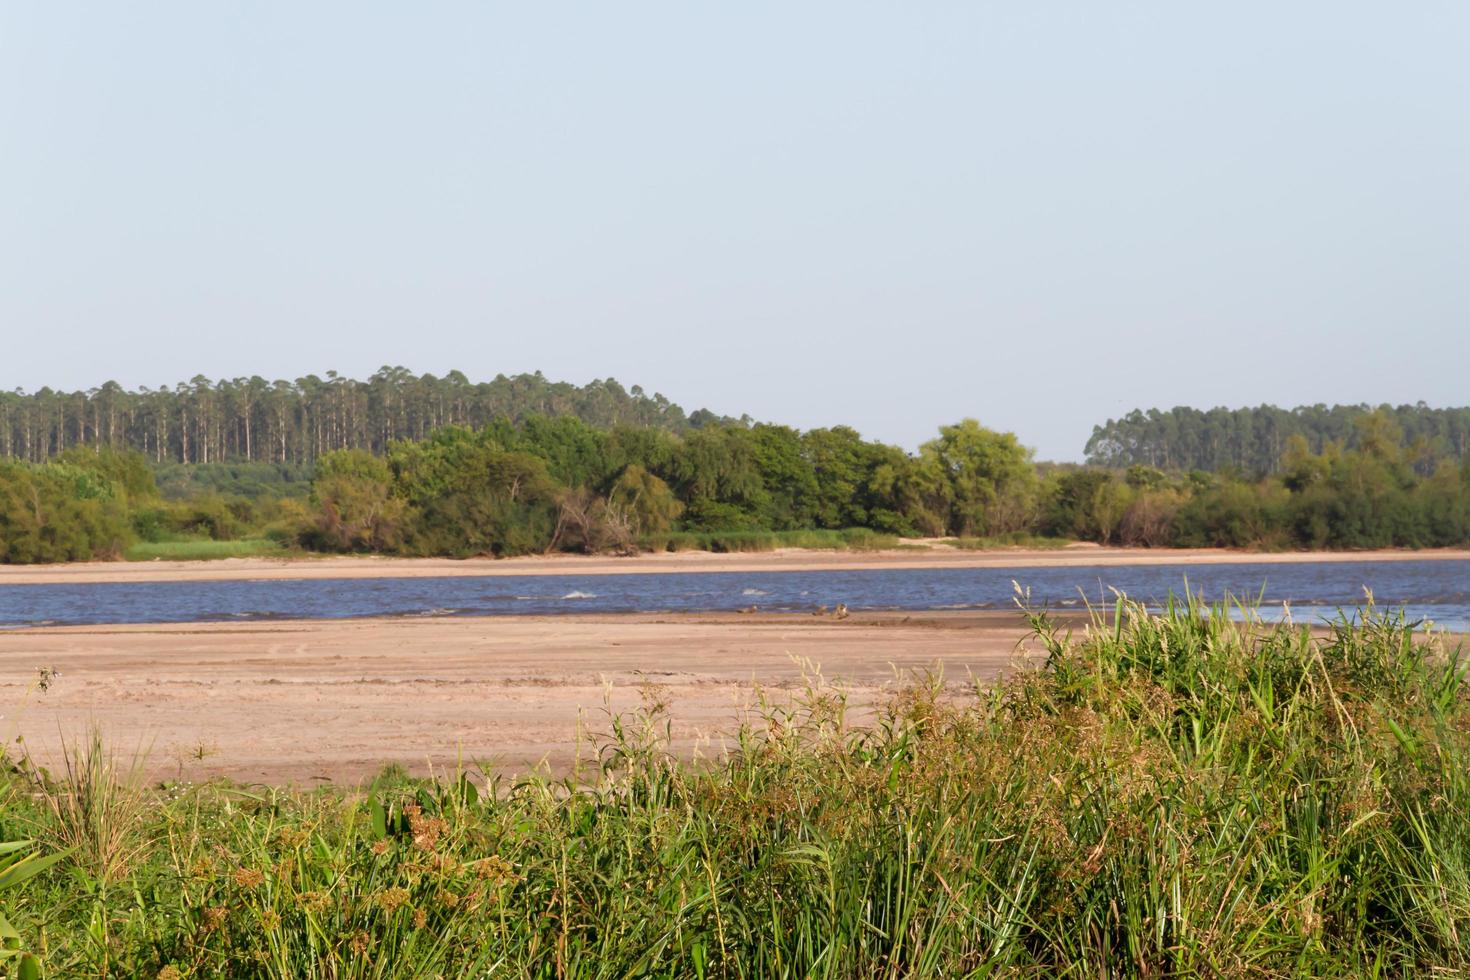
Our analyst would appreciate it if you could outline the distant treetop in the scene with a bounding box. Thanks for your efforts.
[1086,403,1470,474]
[0,368,734,465]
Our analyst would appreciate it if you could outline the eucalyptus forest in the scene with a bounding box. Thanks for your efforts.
[1086,403,1470,473]
[0,369,722,464]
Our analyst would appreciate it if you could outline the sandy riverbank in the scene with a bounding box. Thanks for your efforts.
[1,545,1467,585]
[0,611,1046,785]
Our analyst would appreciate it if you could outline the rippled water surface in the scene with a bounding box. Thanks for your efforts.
[2,559,1468,630]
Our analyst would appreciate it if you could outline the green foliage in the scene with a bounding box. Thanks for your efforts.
[0,839,69,979]
[0,459,136,563]
[670,425,769,529]
[1124,463,1167,490]
[386,431,562,557]
[163,493,242,541]
[608,465,683,537]
[1088,402,1470,473]
[24,728,149,889]
[313,448,391,485]
[1053,433,1470,551]
[1042,468,1114,539]
[302,450,411,553]
[12,403,1470,563]
[131,493,308,554]
[152,461,313,501]
[56,447,157,502]
[748,424,818,529]
[506,414,615,489]
[9,605,1470,975]
[801,426,911,532]
[920,419,1039,536]
[678,498,765,533]
[0,369,724,466]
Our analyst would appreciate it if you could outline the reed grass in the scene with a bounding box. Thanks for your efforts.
[5,596,1469,976]
[23,728,151,888]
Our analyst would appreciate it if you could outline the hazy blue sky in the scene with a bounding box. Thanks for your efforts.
[3,3,1467,460]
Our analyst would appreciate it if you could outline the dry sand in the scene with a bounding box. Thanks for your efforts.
[4,546,1465,786]
[0,611,1043,786]
[1,544,1467,585]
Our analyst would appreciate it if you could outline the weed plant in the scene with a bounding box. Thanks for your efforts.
[3,597,1469,976]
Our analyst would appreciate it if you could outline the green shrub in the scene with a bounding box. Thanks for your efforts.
[0,461,135,562]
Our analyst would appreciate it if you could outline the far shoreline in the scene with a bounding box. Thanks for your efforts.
[2,543,1469,586]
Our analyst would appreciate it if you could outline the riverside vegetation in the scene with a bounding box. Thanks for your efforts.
[6,388,1470,563]
[0,598,1466,975]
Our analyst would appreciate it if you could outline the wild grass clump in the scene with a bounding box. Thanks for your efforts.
[22,728,151,888]
[5,598,1470,976]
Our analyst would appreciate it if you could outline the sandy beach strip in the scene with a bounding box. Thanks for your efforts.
[0,611,1043,785]
[1,545,1468,586]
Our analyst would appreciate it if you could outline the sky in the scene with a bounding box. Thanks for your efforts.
[2,3,1467,461]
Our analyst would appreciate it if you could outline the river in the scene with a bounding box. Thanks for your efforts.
[1,558,1468,630]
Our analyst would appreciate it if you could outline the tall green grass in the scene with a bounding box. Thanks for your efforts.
[123,538,286,562]
[5,598,1470,976]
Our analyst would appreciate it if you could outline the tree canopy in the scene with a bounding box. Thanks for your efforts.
[0,369,735,465]
[1086,403,1470,475]
[7,390,1470,563]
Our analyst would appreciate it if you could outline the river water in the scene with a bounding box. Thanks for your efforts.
[1,559,1468,630]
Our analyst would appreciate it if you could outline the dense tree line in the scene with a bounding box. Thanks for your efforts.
[0,418,1045,561]
[6,409,1470,563]
[1086,403,1470,474]
[198,409,1470,555]
[258,406,1470,555]
[303,417,1040,556]
[0,368,725,465]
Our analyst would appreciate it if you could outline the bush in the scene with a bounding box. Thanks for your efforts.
[303,473,410,553]
[0,461,135,562]
[168,494,242,541]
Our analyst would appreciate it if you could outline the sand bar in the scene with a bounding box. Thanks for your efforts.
[2,545,1468,586]
[0,611,1044,785]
